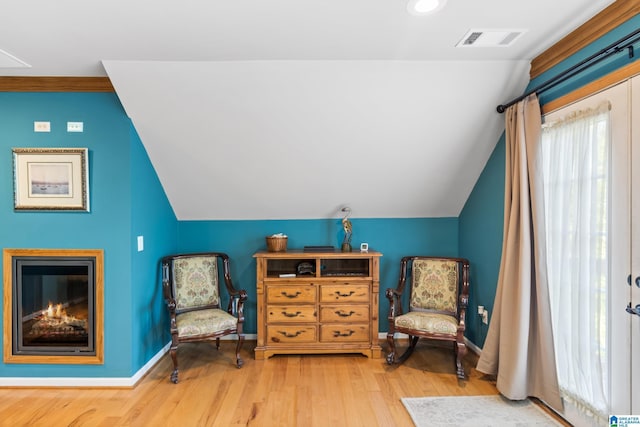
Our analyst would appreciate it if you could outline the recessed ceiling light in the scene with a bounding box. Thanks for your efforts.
[407,0,448,16]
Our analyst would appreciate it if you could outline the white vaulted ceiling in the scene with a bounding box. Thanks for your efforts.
[0,0,615,219]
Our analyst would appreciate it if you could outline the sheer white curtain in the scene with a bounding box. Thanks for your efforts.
[539,102,611,421]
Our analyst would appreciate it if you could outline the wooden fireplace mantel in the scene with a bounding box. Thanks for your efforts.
[2,248,104,365]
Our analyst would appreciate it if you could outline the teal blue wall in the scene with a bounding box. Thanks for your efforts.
[130,125,178,373]
[458,135,505,346]
[0,92,177,377]
[458,15,640,348]
[177,217,459,333]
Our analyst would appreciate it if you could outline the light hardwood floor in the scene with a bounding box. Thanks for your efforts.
[0,340,566,426]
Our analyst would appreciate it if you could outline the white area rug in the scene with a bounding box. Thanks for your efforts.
[401,395,563,427]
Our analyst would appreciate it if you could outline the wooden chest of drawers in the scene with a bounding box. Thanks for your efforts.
[253,250,382,359]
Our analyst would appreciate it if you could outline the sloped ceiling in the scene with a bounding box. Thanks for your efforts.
[103,59,529,219]
[0,0,616,219]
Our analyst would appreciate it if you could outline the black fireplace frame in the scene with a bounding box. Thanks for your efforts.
[13,256,96,356]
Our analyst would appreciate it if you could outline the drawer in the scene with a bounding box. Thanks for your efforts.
[320,324,369,342]
[320,284,369,303]
[267,305,317,323]
[319,304,369,323]
[267,284,316,304]
[267,325,317,344]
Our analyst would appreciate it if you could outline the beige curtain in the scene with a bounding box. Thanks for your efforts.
[476,94,562,412]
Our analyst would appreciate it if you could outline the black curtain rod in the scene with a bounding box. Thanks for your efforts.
[496,27,640,113]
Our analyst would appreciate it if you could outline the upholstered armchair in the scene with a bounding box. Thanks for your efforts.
[161,252,247,383]
[385,256,470,379]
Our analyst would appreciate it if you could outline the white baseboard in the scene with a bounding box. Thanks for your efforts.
[378,332,408,339]
[465,338,482,356]
[0,334,259,388]
[0,342,170,388]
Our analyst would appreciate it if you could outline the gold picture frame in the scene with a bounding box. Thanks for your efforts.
[12,148,89,211]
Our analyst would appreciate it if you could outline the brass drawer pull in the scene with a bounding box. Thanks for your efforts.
[278,330,304,338]
[335,291,355,298]
[333,330,355,338]
[335,310,356,317]
[282,311,302,318]
[281,291,302,299]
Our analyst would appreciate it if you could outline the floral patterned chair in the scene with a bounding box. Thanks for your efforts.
[161,252,247,383]
[385,256,470,379]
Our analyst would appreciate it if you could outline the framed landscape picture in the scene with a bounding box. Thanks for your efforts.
[12,148,89,211]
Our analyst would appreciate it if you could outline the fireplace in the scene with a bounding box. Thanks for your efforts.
[3,249,104,364]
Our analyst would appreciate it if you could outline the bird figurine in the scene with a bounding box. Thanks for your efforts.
[341,206,353,252]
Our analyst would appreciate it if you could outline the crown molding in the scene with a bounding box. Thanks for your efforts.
[530,0,640,79]
[0,76,114,92]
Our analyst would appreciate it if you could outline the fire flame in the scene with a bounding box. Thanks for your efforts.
[30,302,87,336]
[42,302,80,323]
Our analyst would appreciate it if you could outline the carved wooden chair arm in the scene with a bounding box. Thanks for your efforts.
[164,298,178,333]
[459,293,469,308]
[237,289,248,303]
[458,305,467,327]
[457,294,469,325]
[385,288,402,302]
[385,288,404,319]
[227,289,248,320]
[162,282,173,303]
[161,261,173,301]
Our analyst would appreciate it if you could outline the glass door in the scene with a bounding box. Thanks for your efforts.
[542,81,631,424]
[630,75,640,415]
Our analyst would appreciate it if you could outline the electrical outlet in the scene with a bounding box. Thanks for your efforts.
[34,121,50,132]
[482,309,489,324]
[477,305,484,315]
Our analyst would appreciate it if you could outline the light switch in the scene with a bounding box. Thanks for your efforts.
[67,122,83,132]
[137,235,144,252]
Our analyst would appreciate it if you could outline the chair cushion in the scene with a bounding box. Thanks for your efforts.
[410,259,458,312]
[176,309,237,338]
[172,256,220,310]
[394,312,458,335]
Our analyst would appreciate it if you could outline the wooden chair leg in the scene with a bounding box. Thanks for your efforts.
[169,345,179,384]
[386,331,396,364]
[455,340,467,379]
[235,334,245,368]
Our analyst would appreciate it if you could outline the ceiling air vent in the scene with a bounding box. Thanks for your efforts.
[456,29,526,48]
